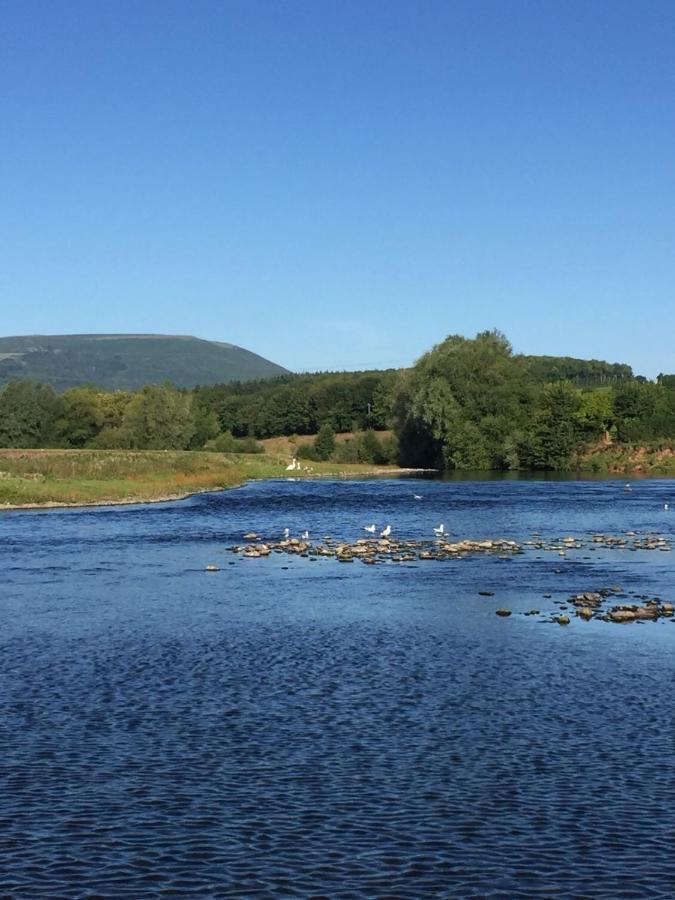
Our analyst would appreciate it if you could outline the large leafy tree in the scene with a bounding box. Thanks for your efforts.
[395,330,533,469]
[120,385,196,450]
[55,387,104,447]
[526,382,583,470]
[0,381,63,448]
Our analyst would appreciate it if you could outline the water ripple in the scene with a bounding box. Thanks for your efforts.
[1,477,674,897]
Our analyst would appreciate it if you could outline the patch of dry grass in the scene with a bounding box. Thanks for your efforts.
[0,448,405,508]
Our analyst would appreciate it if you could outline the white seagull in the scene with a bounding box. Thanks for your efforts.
[301,530,309,540]
[363,524,377,533]
[380,525,392,538]
[413,494,423,500]
[283,527,290,539]
[433,524,445,536]
[285,458,297,471]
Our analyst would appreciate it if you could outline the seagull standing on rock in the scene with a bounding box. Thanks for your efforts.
[381,525,392,538]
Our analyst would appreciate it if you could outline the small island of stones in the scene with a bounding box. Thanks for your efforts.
[204,529,674,627]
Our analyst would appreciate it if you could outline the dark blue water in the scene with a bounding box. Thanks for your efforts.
[1,477,675,898]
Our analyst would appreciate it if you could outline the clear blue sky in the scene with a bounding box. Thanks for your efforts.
[1,0,674,376]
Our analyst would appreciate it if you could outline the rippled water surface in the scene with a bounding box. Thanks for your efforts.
[2,476,675,898]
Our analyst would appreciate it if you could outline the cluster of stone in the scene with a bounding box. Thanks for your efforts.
[224,535,523,565]
[566,587,675,623]
[605,601,674,623]
[206,531,674,629]
[589,533,671,552]
[521,531,671,554]
[523,535,583,552]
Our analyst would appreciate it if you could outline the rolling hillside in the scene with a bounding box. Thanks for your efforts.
[0,334,289,391]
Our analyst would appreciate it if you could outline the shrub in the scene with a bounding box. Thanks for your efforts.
[377,434,399,464]
[296,442,320,461]
[354,430,399,464]
[314,424,336,460]
[334,440,359,463]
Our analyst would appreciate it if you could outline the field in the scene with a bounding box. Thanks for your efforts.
[0,449,404,508]
[258,430,395,455]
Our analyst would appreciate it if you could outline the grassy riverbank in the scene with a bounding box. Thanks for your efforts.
[0,449,411,508]
[575,443,675,475]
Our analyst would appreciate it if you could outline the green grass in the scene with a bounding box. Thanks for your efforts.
[0,449,401,507]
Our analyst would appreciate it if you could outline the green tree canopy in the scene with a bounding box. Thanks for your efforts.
[0,381,63,448]
[120,385,196,450]
[55,387,104,447]
[395,330,533,470]
[314,423,336,460]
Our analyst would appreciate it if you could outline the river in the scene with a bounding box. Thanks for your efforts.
[1,476,674,897]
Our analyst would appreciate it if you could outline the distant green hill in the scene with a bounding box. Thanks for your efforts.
[0,334,289,391]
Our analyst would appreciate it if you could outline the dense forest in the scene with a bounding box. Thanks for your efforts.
[1,330,673,471]
[394,331,675,470]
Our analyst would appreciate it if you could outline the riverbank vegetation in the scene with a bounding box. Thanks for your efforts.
[393,331,675,472]
[0,330,673,473]
[0,449,396,508]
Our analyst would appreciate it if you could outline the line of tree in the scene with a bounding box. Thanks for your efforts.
[1,331,674,470]
[394,331,675,470]
[195,371,398,438]
[0,382,215,451]
[521,355,633,386]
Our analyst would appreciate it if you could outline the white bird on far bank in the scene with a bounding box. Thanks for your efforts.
[381,525,392,537]
[363,524,376,533]
[285,458,298,471]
